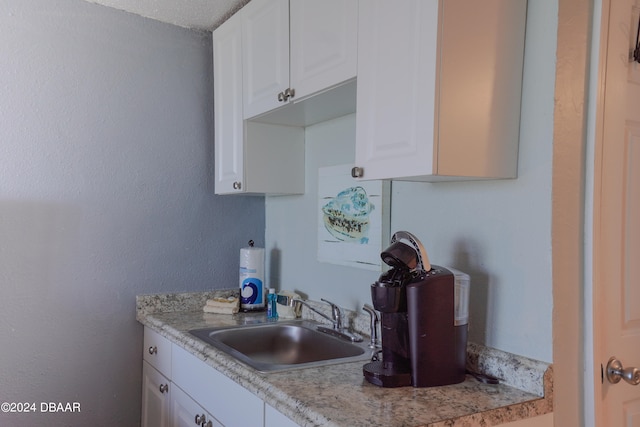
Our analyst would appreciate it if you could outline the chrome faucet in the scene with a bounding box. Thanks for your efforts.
[321,298,343,330]
[293,298,362,343]
[293,298,341,329]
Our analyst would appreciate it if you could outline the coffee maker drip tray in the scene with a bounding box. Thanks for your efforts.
[363,360,411,388]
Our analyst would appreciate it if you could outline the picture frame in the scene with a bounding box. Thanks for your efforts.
[317,164,390,271]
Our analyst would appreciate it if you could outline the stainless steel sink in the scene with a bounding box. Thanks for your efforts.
[189,320,372,372]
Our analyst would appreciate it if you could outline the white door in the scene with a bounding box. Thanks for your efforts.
[264,403,300,427]
[594,0,640,424]
[355,0,440,181]
[171,385,223,427]
[289,0,357,100]
[213,12,245,194]
[141,361,171,427]
[242,0,289,119]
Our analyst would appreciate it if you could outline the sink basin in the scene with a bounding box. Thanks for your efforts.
[189,320,372,372]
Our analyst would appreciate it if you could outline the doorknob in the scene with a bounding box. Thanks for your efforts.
[606,357,640,385]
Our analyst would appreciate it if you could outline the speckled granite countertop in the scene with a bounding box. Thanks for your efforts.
[136,291,553,427]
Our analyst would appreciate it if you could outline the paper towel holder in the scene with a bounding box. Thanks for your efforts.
[239,239,266,311]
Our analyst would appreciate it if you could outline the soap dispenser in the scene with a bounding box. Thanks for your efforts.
[267,288,278,319]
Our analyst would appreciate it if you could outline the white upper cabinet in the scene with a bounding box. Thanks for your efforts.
[289,0,357,101]
[213,6,304,195]
[354,0,528,182]
[242,0,289,119]
[242,0,358,121]
[213,0,359,195]
[213,12,245,194]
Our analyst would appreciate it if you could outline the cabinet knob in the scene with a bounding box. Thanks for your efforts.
[158,383,168,393]
[284,87,295,100]
[278,88,295,102]
[195,413,212,426]
[351,167,364,178]
[232,181,242,190]
[148,346,157,355]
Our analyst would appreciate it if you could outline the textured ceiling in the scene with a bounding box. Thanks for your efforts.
[83,0,249,31]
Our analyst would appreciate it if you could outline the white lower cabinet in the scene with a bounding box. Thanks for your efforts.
[142,328,173,427]
[171,385,222,427]
[265,403,299,427]
[171,344,264,427]
[141,361,171,427]
[144,327,172,378]
[142,327,301,427]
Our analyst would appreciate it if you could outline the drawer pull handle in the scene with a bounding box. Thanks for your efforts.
[159,383,168,393]
[148,346,157,355]
[195,413,212,427]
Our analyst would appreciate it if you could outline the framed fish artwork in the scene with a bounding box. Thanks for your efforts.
[317,164,390,271]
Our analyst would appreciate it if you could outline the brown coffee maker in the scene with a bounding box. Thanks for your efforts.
[363,231,470,388]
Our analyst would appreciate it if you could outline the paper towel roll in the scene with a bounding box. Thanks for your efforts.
[239,243,265,310]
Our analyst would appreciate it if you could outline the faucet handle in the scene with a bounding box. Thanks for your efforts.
[320,298,342,329]
[362,304,377,316]
[362,304,380,349]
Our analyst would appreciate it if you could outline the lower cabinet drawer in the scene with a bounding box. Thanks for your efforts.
[265,403,300,427]
[171,344,264,427]
[171,385,223,427]
[144,327,172,375]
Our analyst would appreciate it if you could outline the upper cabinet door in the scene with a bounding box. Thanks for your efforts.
[213,12,245,194]
[289,0,357,101]
[242,0,289,119]
[354,0,527,182]
[355,0,440,181]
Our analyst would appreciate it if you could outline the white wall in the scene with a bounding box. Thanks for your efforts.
[266,0,556,363]
[0,0,264,425]
[266,114,375,310]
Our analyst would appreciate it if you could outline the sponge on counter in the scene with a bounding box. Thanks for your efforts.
[203,296,239,314]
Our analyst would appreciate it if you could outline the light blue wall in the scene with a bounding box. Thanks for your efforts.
[266,0,556,363]
[0,0,264,425]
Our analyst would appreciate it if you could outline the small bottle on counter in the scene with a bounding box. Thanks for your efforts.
[267,288,278,319]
